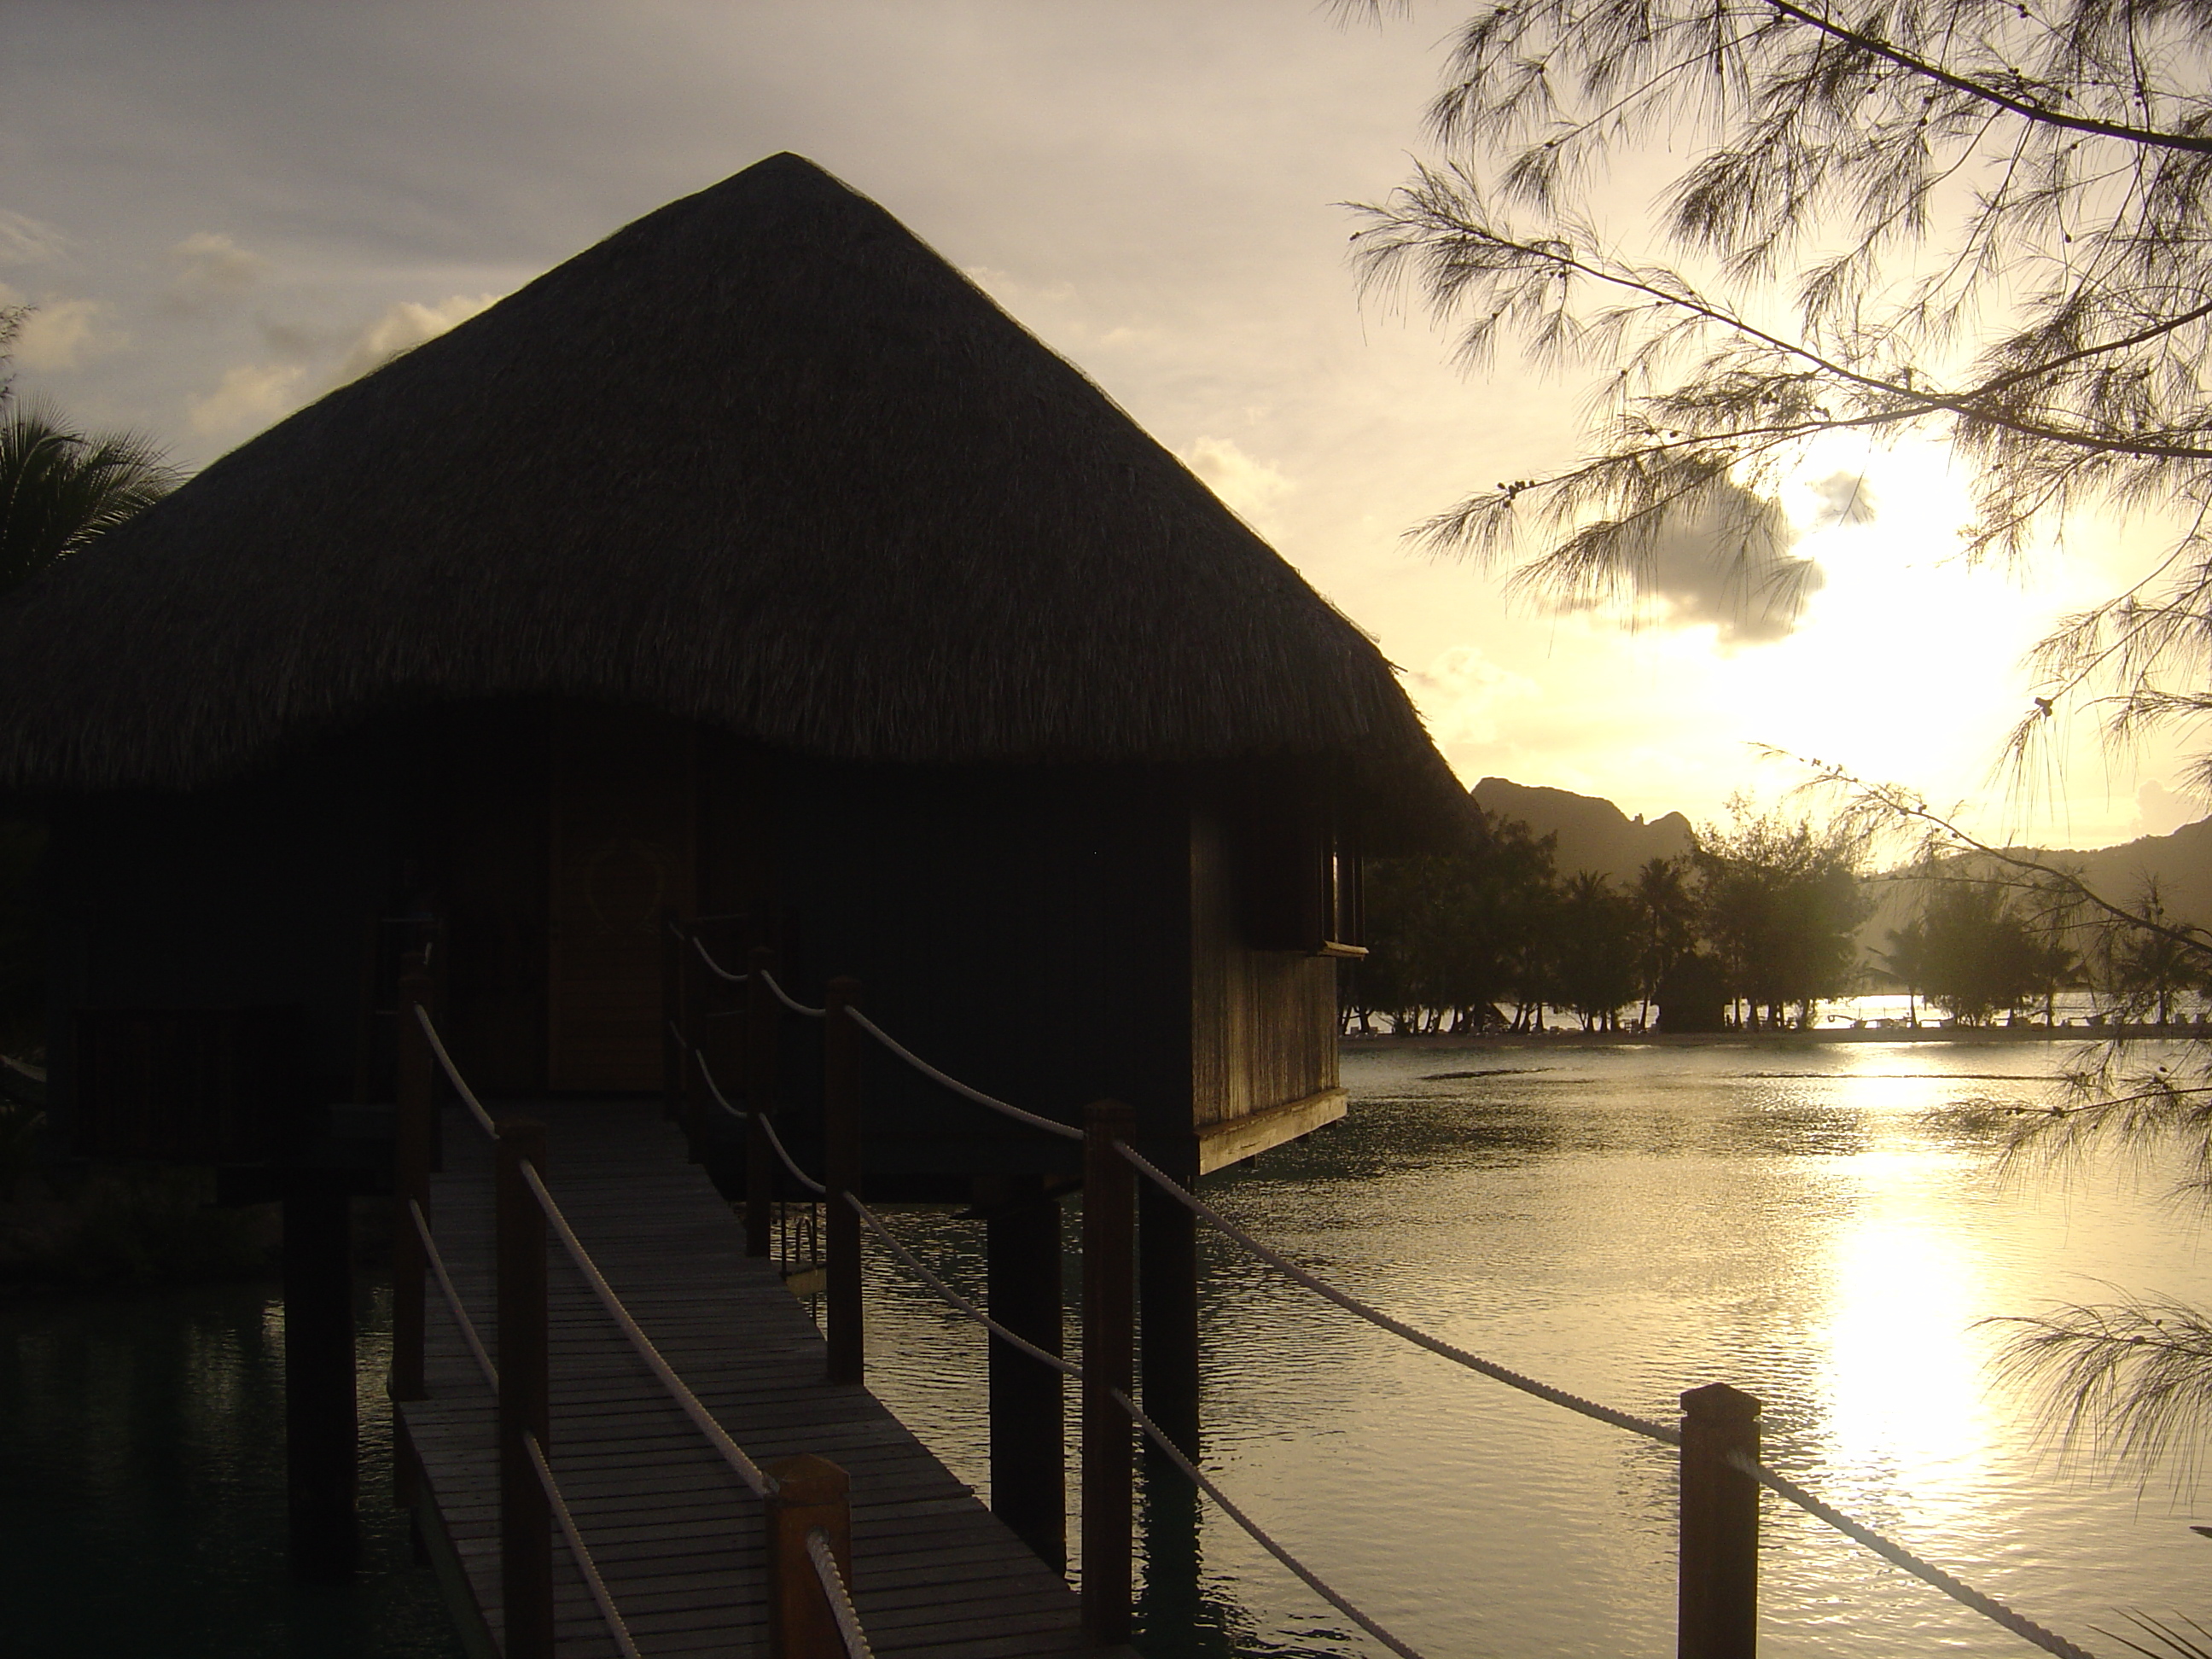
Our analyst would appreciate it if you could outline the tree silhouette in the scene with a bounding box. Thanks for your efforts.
[1349,0,2212,789]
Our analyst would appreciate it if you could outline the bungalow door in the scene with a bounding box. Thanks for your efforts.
[547,707,697,1091]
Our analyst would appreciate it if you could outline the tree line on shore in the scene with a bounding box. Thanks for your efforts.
[1344,804,2210,1036]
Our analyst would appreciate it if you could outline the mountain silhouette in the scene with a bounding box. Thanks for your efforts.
[1471,777,1696,882]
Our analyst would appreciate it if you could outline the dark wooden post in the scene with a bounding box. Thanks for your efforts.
[392,952,434,1406]
[988,1179,1066,1575]
[661,909,684,1125]
[283,1168,358,1581]
[1679,1382,1762,1659]
[1080,1098,1137,1642]
[823,976,864,1384]
[1138,1172,1201,1458]
[682,919,714,1157]
[497,1118,553,1659]
[744,946,778,1257]
[765,1453,854,1659]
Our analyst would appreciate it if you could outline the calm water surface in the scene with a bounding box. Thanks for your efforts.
[4,1041,2207,1657]
[862,1039,2212,1659]
[0,1277,464,1658]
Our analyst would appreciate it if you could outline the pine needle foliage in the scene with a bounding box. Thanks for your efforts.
[1346,0,2212,786]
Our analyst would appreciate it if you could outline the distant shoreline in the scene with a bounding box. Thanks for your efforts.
[1342,1022,2210,1051]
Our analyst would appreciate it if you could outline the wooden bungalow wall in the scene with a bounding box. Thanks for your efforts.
[42,700,1344,1183]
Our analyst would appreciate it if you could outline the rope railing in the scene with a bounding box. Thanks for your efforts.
[1733,1452,2097,1659]
[410,1198,498,1392]
[842,1008,1083,1142]
[1096,1135,2098,1655]
[673,1033,829,1197]
[1110,1387,1430,1659]
[519,1161,775,1500]
[413,1003,498,1139]
[760,968,827,1019]
[688,931,748,983]
[850,1190,1423,1659]
[760,1110,827,1196]
[847,1196,1076,1377]
[1110,1138,1680,1445]
[527,1430,644,1659]
[807,1528,876,1659]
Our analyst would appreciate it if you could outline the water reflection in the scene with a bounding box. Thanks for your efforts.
[862,1039,2212,1658]
[0,1278,463,1659]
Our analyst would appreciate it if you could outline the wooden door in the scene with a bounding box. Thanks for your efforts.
[547,708,696,1091]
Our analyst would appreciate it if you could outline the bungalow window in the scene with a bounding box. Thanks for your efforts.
[1238,806,1365,958]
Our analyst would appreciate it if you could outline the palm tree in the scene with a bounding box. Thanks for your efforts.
[0,404,178,596]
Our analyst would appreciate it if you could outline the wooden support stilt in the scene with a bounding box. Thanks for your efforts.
[823,977,864,1384]
[283,1168,358,1582]
[1138,1172,1200,1459]
[1080,1098,1136,1643]
[392,953,434,1408]
[661,908,684,1126]
[497,1118,552,1659]
[987,1179,1066,1575]
[765,1454,855,1659]
[1678,1382,1761,1659]
[744,946,778,1256]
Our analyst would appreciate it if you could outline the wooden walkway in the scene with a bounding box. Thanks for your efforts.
[397,1100,1115,1659]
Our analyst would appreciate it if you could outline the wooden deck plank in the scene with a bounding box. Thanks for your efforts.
[398,1099,1120,1659]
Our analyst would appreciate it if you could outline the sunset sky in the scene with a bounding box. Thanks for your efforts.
[3,1,2198,849]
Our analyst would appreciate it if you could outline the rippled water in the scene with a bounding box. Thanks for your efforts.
[0,1278,463,1659]
[862,1039,2212,1659]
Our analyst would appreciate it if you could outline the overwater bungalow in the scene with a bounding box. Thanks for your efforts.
[0,152,1470,1571]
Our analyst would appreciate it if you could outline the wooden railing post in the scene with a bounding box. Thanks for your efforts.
[744,946,778,1257]
[1678,1382,1761,1659]
[391,952,434,1406]
[497,1118,553,1659]
[823,977,864,1385]
[1080,1098,1137,1643]
[661,909,684,1126]
[765,1453,854,1659]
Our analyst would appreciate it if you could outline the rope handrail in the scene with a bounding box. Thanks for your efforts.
[1732,1452,2097,1659]
[690,932,748,983]
[687,1044,748,1121]
[807,1527,876,1659]
[760,1109,827,1196]
[849,1194,1417,1657]
[759,968,826,1018]
[414,1004,498,1140]
[1111,1386,1431,1659]
[1104,1138,2093,1659]
[842,1009,1083,1143]
[678,1038,828,1194]
[1110,1139,1681,1447]
[526,1430,644,1659]
[846,1196,1078,1377]
[519,1161,774,1499]
[411,1198,498,1393]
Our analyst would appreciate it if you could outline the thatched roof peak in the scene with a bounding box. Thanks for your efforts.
[0,153,1470,847]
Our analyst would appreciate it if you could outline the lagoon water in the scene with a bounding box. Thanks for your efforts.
[3,1038,2208,1656]
[863,1039,2212,1659]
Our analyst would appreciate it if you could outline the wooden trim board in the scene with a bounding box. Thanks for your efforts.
[1196,1086,1347,1175]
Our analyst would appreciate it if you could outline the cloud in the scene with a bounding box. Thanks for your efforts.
[331,293,500,386]
[1179,434,1291,536]
[2136,778,2207,838]
[166,231,271,311]
[1806,469,1879,527]
[1586,480,1825,645]
[0,211,66,265]
[12,297,126,370]
[1402,645,1542,748]
[189,361,307,436]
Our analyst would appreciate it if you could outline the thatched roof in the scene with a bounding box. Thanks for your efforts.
[0,154,1470,848]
